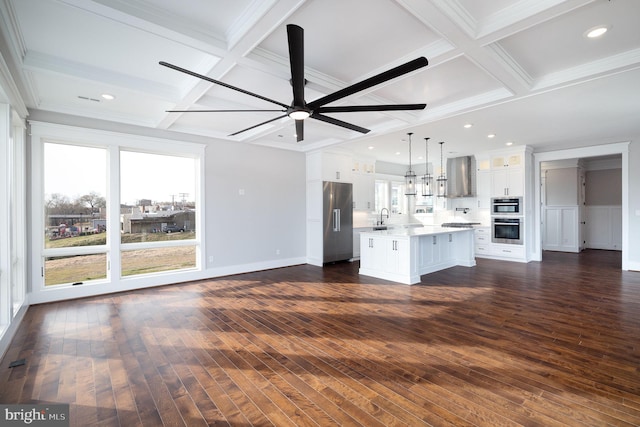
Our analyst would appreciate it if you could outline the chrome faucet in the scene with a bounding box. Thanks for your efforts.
[379,208,389,225]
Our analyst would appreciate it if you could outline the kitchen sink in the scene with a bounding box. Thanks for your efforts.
[373,226,388,231]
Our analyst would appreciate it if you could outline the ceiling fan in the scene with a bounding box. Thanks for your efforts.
[160,24,428,142]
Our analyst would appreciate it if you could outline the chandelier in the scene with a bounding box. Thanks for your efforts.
[404,132,417,196]
[421,137,433,197]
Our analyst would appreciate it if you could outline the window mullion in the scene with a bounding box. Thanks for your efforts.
[108,145,120,281]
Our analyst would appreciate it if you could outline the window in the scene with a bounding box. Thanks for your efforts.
[120,150,197,277]
[30,122,204,298]
[375,179,408,215]
[1,108,27,332]
[42,143,108,286]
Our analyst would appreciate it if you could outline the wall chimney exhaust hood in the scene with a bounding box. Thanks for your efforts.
[446,156,476,198]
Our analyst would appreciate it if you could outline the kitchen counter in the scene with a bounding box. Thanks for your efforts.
[359,226,475,285]
[367,225,475,236]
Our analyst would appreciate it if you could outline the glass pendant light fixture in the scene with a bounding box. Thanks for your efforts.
[421,137,433,197]
[436,141,447,197]
[404,132,417,196]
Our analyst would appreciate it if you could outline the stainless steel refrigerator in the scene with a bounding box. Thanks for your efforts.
[323,181,353,263]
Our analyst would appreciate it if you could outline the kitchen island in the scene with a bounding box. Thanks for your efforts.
[359,226,475,285]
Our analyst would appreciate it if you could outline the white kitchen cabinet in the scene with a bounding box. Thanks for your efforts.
[353,227,373,259]
[422,234,437,265]
[353,172,375,211]
[439,233,454,261]
[490,151,524,197]
[360,234,409,275]
[476,170,491,209]
[491,153,523,169]
[476,154,491,172]
[360,235,387,270]
[384,237,410,275]
[474,227,491,257]
[359,228,476,284]
[491,244,525,259]
[491,166,523,197]
[322,152,352,182]
[352,158,375,175]
[474,226,527,261]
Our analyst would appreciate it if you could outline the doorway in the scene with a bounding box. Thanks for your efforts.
[533,142,630,270]
[540,156,622,253]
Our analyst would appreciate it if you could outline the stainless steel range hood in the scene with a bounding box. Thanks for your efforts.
[446,156,476,198]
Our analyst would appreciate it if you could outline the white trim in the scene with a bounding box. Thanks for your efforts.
[533,142,629,270]
[0,104,11,328]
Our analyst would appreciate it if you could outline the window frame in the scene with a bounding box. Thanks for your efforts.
[30,122,206,301]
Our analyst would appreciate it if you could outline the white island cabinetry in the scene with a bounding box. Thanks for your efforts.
[359,227,475,285]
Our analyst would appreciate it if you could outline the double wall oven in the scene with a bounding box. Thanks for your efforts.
[491,197,523,245]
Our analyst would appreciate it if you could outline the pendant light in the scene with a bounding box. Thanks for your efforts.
[404,132,417,196]
[436,141,447,197]
[421,137,433,197]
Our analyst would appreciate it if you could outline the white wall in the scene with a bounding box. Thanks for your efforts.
[204,139,307,271]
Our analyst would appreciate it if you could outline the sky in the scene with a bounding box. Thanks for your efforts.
[44,143,196,206]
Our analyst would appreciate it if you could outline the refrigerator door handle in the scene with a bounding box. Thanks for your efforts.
[333,209,339,232]
[336,209,341,232]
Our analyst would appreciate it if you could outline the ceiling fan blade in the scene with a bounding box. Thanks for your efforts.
[316,103,426,113]
[311,113,370,134]
[229,114,288,137]
[295,120,304,142]
[160,61,290,109]
[307,57,428,109]
[287,24,305,107]
[166,109,286,113]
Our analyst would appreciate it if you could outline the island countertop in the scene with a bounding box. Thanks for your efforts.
[360,225,475,237]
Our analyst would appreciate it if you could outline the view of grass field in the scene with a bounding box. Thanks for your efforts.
[45,232,196,286]
[46,230,195,248]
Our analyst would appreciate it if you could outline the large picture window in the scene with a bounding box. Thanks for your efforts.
[31,123,204,298]
[120,150,197,277]
[43,143,108,286]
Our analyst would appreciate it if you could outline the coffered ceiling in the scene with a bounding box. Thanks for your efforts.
[1,0,639,164]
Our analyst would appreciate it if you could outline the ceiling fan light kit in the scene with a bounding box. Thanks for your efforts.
[161,24,428,142]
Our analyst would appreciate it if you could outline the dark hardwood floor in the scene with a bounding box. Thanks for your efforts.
[1,250,639,426]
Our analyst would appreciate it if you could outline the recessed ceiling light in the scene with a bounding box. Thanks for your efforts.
[395,151,401,155]
[487,134,496,138]
[463,123,473,128]
[368,146,374,150]
[585,25,608,39]
[101,93,115,100]
[506,141,513,146]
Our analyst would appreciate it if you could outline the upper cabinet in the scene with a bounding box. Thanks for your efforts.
[492,167,524,197]
[490,151,525,197]
[491,153,523,169]
[306,151,375,211]
[322,152,352,182]
[352,157,375,211]
[307,151,353,183]
[476,155,491,172]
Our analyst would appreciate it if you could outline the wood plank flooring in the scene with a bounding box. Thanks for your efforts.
[1,249,639,426]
